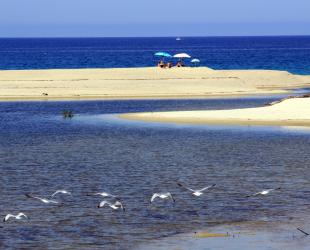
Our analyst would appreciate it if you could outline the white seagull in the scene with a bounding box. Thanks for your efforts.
[150,192,175,203]
[177,183,216,197]
[97,200,125,211]
[51,190,72,198]
[25,194,59,204]
[93,192,116,198]
[246,188,281,198]
[4,213,28,222]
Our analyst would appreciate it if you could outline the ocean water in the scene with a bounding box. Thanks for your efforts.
[1,37,310,249]
[0,36,310,74]
[1,97,310,249]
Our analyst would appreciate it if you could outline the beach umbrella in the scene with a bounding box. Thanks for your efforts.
[191,58,200,63]
[154,52,172,58]
[173,53,191,59]
[191,58,200,67]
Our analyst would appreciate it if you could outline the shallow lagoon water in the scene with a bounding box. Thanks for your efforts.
[1,97,310,249]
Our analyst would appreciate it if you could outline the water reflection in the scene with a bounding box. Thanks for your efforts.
[78,113,310,136]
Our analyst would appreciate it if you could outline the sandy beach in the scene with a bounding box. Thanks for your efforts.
[121,97,310,127]
[0,67,310,101]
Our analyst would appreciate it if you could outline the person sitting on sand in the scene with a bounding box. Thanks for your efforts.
[176,61,185,67]
[158,60,165,68]
[165,62,173,68]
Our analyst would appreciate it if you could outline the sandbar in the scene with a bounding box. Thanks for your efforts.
[0,67,310,101]
[121,97,310,127]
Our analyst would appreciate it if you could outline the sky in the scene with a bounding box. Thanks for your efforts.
[0,0,310,37]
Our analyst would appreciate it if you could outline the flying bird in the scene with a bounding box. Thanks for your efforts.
[25,194,59,204]
[150,193,175,203]
[51,190,72,198]
[177,183,216,196]
[3,213,28,222]
[245,188,281,198]
[97,200,125,211]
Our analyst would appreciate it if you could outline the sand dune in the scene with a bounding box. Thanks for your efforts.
[121,97,310,127]
[0,67,310,101]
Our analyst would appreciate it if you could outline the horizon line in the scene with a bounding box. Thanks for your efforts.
[1,35,310,39]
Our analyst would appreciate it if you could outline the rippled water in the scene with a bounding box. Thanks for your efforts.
[1,36,310,74]
[1,97,310,249]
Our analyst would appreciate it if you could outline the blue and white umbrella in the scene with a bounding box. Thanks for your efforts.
[154,52,172,58]
[191,58,200,63]
[191,58,200,67]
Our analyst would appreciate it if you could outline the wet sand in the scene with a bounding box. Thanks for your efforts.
[0,67,310,101]
[137,220,310,250]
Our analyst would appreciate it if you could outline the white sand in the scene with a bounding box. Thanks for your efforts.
[121,97,310,127]
[0,67,309,101]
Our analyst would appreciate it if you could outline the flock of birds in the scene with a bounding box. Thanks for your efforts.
[3,183,281,222]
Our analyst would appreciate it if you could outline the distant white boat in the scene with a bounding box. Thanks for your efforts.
[176,37,181,41]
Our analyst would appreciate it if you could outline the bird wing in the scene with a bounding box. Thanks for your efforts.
[252,191,263,196]
[94,192,105,196]
[260,188,281,194]
[198,184,216,192]
[177,183,196,192]
[40,198,58,204]
[25,194,57,204]
[19,213,28,219]
[51,190,61,197]
[33,196,45,201]
[4,214,13,222]
[26,194,44,201]
[98,201,106,208]
[99,200,111,208]
[151,193,159,203]
[52,190,71,197]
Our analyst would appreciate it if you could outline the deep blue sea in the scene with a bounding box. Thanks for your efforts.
[0,36,310,74]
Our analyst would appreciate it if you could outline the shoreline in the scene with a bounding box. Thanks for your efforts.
[120,97,310,127]
[137,219,310,250]
[0,67,309,101]
[122,116,310,127]
[0,90,295,102]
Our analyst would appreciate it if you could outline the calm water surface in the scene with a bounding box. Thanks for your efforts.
[1,36,310,74]
[1,97,310,249]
